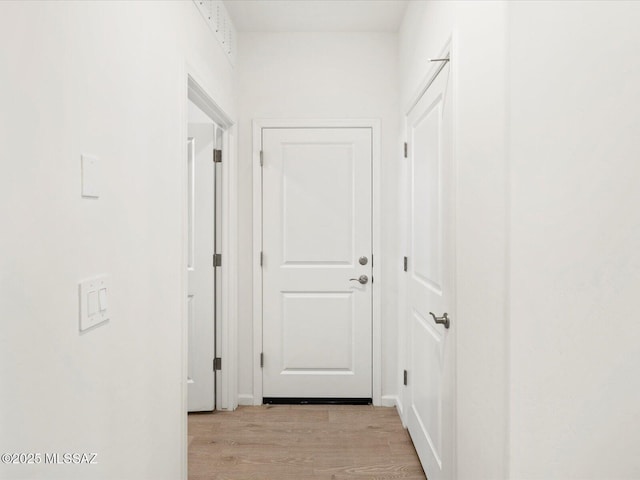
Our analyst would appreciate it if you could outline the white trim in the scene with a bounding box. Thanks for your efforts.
[396,395,405,426]
[252,118,382,406]
[381,394,399,408]
[221,125,239,411]
[448,35,459,480]
[188,77,233,127]
[238,394,255,406]
[179,64,189,480]
[252,121,263,405]
[371,120,382,407]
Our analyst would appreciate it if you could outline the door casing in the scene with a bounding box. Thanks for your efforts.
[252,118,382,406]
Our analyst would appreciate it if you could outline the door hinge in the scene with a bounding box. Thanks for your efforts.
[260,352,264,368]
[213,149,222,163]
[260,251,263,266]
[213,253,222,267]
[403,369,408,386]
[371,253,374,267]
[403,256,408,272]
[259,150,264,166]
[403,142,408,158]
[213,357,222,371]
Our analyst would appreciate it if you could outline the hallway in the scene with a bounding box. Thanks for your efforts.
[188,405,425,479]
[3,1,640,479]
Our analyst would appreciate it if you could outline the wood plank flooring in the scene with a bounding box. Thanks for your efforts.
[188,405,426,480]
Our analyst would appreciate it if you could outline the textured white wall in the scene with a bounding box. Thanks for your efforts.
[236,32,400,404]
[398,2,510,478]
[508,2,640,478]
[0,2,235,479]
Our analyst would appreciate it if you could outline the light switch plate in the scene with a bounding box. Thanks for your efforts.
[79,275,110,332]
[81,154,99,198]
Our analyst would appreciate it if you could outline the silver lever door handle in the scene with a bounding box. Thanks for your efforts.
[349,275,368,285]
[429,312,450,329]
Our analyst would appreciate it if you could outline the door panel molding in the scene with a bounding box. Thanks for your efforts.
[252,118,382,406]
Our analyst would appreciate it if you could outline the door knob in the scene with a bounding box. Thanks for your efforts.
[429,312,450,329]
[350,275,369,285]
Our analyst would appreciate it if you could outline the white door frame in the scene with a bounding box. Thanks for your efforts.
[180,73,238,475]
[252,118,382,406]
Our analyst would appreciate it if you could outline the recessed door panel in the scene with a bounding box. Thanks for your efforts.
[411,309,443,467]
[412,100,443,294]
[282,144,354,265]
[282,292,354,371]
[262,127,372,399]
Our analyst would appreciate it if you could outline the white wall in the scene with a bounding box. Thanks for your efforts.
[400,1,640,479]
[236,32,400,404]
[0,2,235,479]
[398,2,510,478]
[508,2,640,478]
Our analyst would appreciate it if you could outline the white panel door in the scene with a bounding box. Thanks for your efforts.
[406,61,455,480]
[262,127,372,399]
[187,119,216,412]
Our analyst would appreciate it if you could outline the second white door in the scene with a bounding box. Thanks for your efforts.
[261,127,372,399]
[405,59,455,479]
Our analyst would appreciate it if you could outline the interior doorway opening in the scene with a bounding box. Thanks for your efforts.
[186,99,223,412]
[183,73,238,476]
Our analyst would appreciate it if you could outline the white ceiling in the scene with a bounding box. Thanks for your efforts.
[223,0,409,33]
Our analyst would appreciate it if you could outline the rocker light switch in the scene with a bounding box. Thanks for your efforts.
[98,288,108,312]
[79,275,111,332]
[87,291,99,316]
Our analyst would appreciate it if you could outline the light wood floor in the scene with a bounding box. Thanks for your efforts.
[188,405,426,480]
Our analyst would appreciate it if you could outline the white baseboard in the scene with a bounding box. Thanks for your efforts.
[396,396,405,421]
[382,394,407,426]
[381,394,399,408]
[237,394,254,406]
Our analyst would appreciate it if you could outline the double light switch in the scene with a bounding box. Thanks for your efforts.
[79,275,110,331]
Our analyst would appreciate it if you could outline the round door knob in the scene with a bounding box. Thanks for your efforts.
[349,275,369,285]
